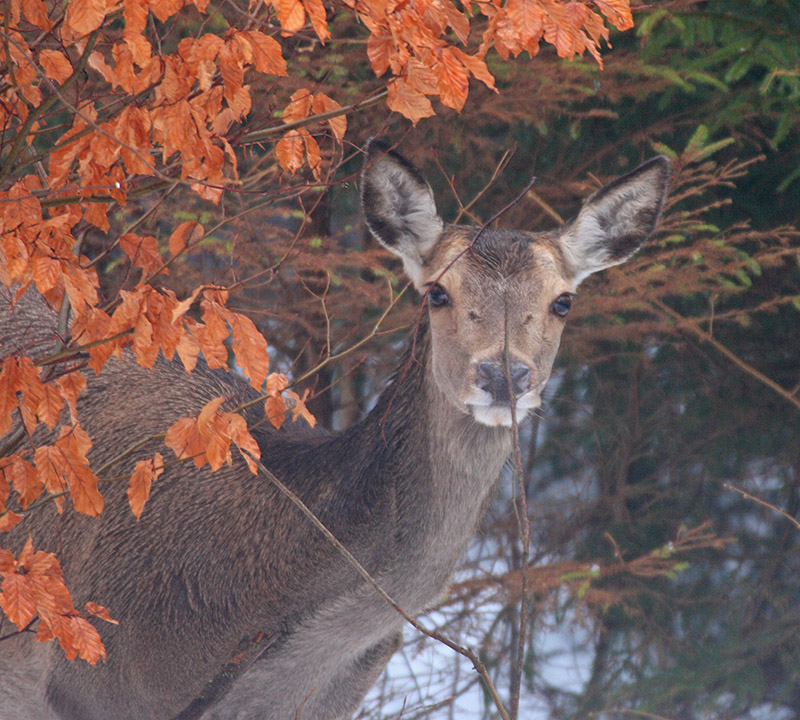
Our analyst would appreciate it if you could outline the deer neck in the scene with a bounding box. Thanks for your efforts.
[353,318,514,581]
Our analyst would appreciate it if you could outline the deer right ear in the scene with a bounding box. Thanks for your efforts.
[361,138,444,287]
[559,156,671,288]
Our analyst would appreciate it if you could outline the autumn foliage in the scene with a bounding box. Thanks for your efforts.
[0,0,633,664]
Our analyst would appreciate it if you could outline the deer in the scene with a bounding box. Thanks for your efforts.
[0,139,670,720]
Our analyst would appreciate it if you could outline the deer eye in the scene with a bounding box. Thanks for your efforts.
[428,284,450,308]
[551,293,572,317]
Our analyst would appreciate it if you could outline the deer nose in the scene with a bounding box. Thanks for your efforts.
[476,362,531,402]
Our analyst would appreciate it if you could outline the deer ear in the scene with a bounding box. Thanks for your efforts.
[559,156,670,287]
[361,138,444,286]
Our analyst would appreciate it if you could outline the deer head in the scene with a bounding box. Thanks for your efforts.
[361,139,670,427]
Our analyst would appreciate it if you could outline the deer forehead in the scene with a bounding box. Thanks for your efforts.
[423,227,569,310]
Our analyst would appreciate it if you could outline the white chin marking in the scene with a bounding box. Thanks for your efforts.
[470,405,530,428]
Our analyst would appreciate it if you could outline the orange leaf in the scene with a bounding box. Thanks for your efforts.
[165,417,207,468]
[32,253,63,295]
[120,233,163,276]
[366,26,392,77]
[266,373,289,394]
[82,201,111,232]
[301,0,329,41]
[443,1,470,44]
[198,296,231,359]
[70,306,114,373]
[265,394,286,429]
[56,425,103,517]
[404,58,439,96]
[0,358,21,436]
[148,0,185,22]
[34,425,103,517]
[0,573,36,630]
[39,50,73,84]
[169,221,204,257]
[37,381,64,429]
[176,322,201,373]
[65,0,108,35]
[282,89,314,124]
[15,537,34,568]
[593,0,633,31]
[55,369,87,425]
[64,615,106,666]
[265,372,289,430]
[0,512,23,532]
[0,232,31,286]
[150,298,182,363]
[541,1,581,58]
[387,78,435,124]
[127,453,164,520]
[304,132,321,178]
[192,323,229,369]
[436,47,470,111]
[197,396,226,429]
[115,106,155,175]
[165,400,257,474]
[197,397,230,471]
[131,312,159,368]
[35,445,67,497]
[27,554,73,618]
[21,0,53,30]
[218,44,248,118]
[171,286,204,324]
[276,0,306,33]
[311,93,346,141]
[125,31,153,67]
[16,356,43,436]
[228,312,269,389]
[224,413,260,474]
[449,48,496,91]
[1,454,42,508]
[235,31,287,76]
[0,548,15,574]
[35,620,56,643]
[276,131,306,174]
[504,0,545,54]
[88,50,115,84]
[62,263,99,314]
[85,601,118,625]
[285,389,316,428]
[123,0,149,42]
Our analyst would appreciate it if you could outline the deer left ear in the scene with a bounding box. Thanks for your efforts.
[361,138,444,287]
[559,156,671,288]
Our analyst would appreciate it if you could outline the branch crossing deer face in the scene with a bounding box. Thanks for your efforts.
[361,139,671,427]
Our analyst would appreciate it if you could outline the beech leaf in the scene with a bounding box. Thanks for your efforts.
[39,50,73,84]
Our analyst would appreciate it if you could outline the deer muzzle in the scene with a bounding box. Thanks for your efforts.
[475,361,531,403]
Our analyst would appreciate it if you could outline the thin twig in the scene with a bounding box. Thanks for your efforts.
[723,482,800,531]
[504,301,529,720]
[289,279,409,388]
[455,149,514,223]
[239,89,388,146]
